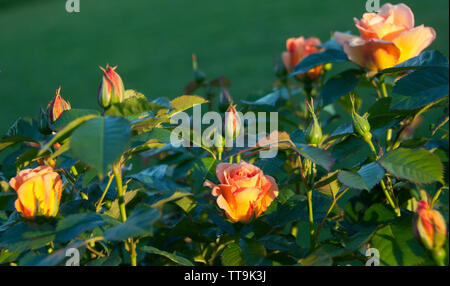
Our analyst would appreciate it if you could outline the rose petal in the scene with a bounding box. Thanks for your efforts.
[393,25,436,64]
[341,36,400,71]
[379,3,414,29]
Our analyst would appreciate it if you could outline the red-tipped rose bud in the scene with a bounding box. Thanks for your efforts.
[98,65,125,109]
[218,87,233,113]
[224,104,241,140]
[47,87,71,123]
[414,201,447,251]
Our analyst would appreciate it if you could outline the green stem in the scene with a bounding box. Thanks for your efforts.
[314,187,350,242]
[96,173,114,213]
[113,163,127,222]
[380,179,400,216]
[112,161,137,266]
[379,77,393,147]
[306,186,315,249]
[431,188,444,208]
[365,136,400,216]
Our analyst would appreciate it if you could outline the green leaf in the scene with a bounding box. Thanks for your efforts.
[105,97,165,118]
[103,205,160,241]
[55,213,118,243]
[129,164,185,191]
[38,114,99,156]
[300,247,333,266]
[297,145,334,171]
[381,50,449,74]
[338,170,368,190]
[141,246,194,266]
[170,95,207,112]
[5,117,42,143]
[331,136,372,170]
[70,116,131,176]
[370,216,427,266]
[189,157,217,193]
[0,222,55,252]
[221,243,246,266]
[357,162,385,190]
[104,190,139,219]
[52,109,100,131]
[0,136,34,152]
[86,256,122,266]
[379,148,444,184]
[292,49,348,75]
[393,67,449,110]
[321,69,361,106]
[239,239,267,266]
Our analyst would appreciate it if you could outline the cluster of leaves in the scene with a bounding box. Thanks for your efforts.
[0,42,448,266]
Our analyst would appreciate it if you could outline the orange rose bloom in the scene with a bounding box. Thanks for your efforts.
[282,36,323,80]
[9,166,63,218]
[205,161,278,223]
[335,3,436,71]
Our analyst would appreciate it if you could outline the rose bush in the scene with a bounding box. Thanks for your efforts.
[0,2,448,266]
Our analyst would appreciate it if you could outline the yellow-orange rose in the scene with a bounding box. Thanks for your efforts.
[9,166,63,218]
[282,36,323,80]
[335,3,436,71]
[205,161,278,223]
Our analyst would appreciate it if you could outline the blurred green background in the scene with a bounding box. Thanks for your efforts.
[0,0,448,134]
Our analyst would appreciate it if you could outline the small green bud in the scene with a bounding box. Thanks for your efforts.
[305,113,323,146]
[350,95,371,138]
[324,63,333,71]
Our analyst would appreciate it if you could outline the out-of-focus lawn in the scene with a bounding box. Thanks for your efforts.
[0,0,448,134]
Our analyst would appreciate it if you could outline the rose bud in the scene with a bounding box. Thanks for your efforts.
[218,87,233,113]
[192,54,206,84]
[305,101,323,146]
[335,3,436,71]
[281,36,323,81]
[204,161,279,223]
[224,104,241,140]
[350,95,372,142]
[47,87,71,123]
[98,64,125,109]
[414,200,447,251]
[9,166,63,218]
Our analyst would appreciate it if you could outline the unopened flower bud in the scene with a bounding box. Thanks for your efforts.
[192,54,206,84]
[305,102,322,146]
[224,105,241,140]
[350,95,371,139]
[414,201,447,251]
[218,87,233,113]
[98,65,125,109]
[47,87,71,123]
